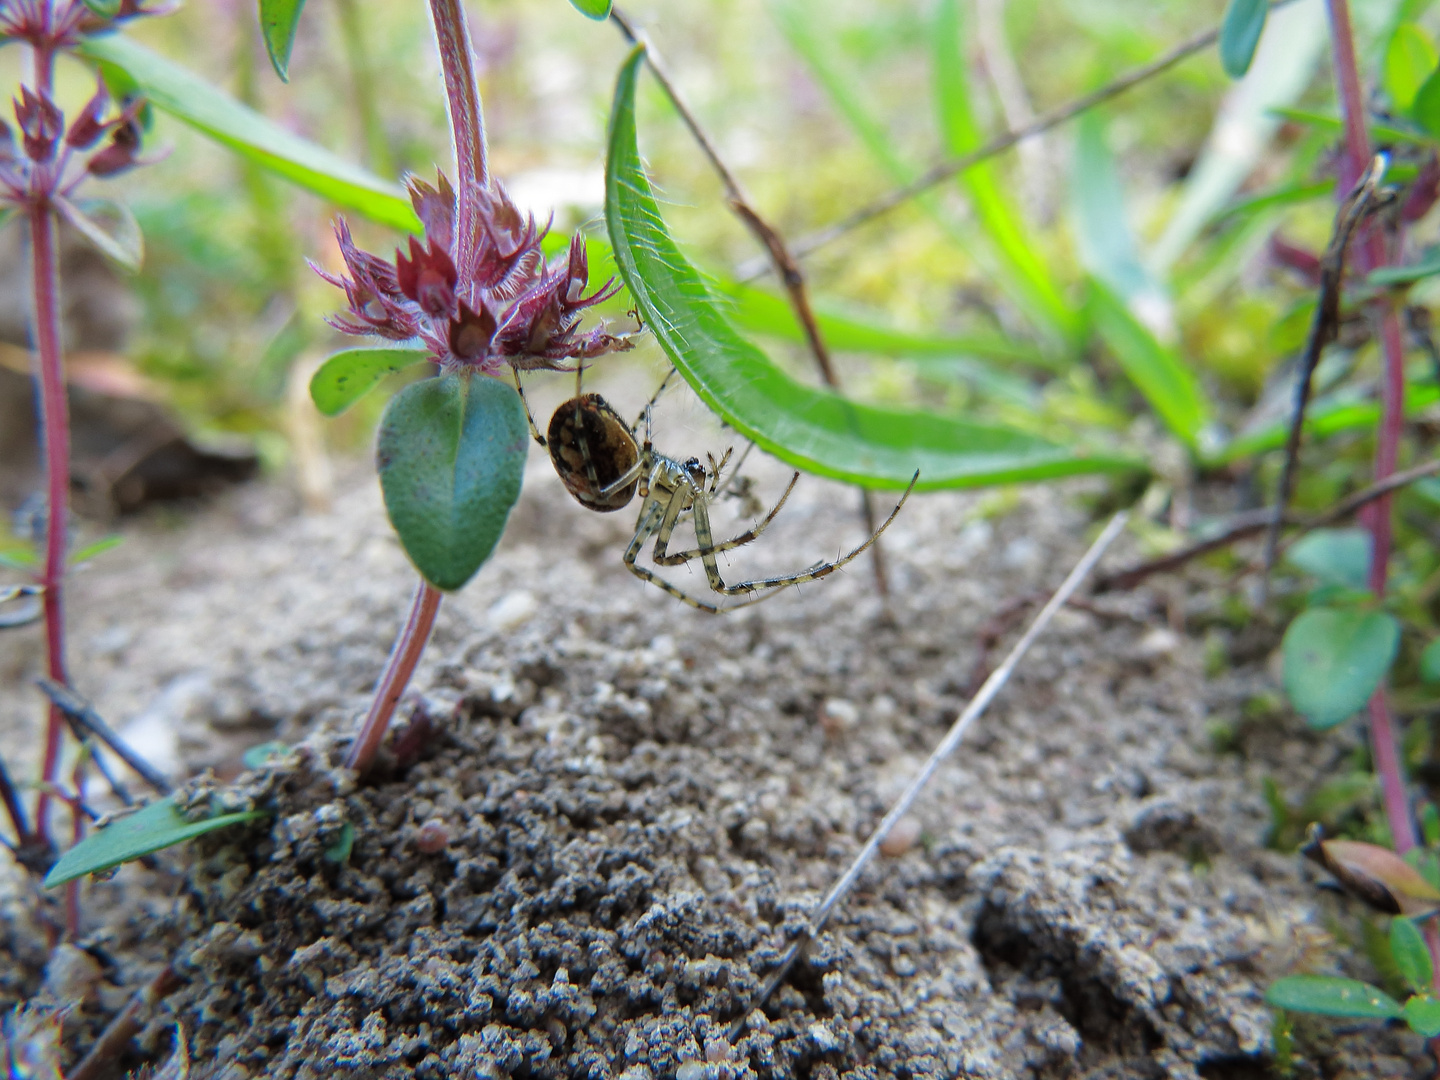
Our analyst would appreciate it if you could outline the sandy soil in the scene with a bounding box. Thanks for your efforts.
[0,427,1430,1079]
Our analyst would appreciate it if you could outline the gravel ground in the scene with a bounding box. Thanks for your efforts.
[0,414,1429,1078]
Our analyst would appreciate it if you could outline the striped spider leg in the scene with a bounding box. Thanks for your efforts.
[515,372,917,612]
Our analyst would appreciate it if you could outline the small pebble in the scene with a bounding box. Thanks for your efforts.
[704,1037,733,1063]
[415,818,450,853]
[487,590,537,631]
[879,815,922,857]
[820,697,859,735]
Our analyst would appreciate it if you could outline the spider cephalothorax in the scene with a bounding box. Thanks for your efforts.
[523,382,916,613]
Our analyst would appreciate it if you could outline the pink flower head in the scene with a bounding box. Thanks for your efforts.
[317,170,635,376]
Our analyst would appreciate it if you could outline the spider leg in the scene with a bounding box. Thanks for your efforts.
[653,472,799,565]
[631,368,678,432]
[512,370,546,447]
[623,490,725,614]
[691,470,919,597]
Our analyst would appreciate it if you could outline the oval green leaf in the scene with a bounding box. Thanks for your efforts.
[76,35,420,233]
[311,347,430,416]
[376,373,528,592]
[43,796,266,888]
[1416,68,1440,138]
[1421,639,1440,684]
[1285,528,1371,591]
[259,0,308,82]
[604,46,1138,490]
[569,0,613,17]
[1266,975,1403,1019]
[1405,995,1440,1037]
[1386,23,1439,114]
[1282,607,1400,730]
[1219,0,1269,78]
[1391,917,1432,994]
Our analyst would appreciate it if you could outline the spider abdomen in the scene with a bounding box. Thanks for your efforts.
[548,394,640,512]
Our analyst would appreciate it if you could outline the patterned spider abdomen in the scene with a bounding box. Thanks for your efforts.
[548,394,639,512]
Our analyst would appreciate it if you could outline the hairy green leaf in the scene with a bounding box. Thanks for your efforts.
[1282,608,1400,730]
[259,0,309,81]
[1391,917,1432,994]
[55,197,143,271]
[1087,282,1206,449]
[1219,0,1269,78]
[1266,975,1404,1019]
[568,0,613,17]
[77,35,420,233]
[1286,529,1372,591]
[44,796,266,887]
[310,347,430,416]
[376,374,528,592]
[605,47,1139,490]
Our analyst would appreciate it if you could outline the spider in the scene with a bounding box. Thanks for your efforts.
[515,371,917,613]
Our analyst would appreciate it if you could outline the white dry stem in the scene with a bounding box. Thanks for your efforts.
[735,510,1131,1030]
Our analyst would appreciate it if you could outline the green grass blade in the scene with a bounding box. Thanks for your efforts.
[605,47,1139,490]
[932,0,1076,340]
[259,0,308,81]
[1212,383,1440,463]
[1087,282,1207,449]
[77,34,421,233]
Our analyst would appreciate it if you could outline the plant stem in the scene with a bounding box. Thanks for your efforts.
[427,0,487,281]
[29,198,70,849]
[344,581,442,774]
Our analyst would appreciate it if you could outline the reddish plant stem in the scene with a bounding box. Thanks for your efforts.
[344,582,442,774]
[29,198,71,849]
[428,0,487,282]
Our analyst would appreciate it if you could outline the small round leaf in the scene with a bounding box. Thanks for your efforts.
[1282,608,1399,730]
[1265,975,1403,1019]
[1286,529,1371,591]
[377,373,528,592]
[1405,995,1440,1037]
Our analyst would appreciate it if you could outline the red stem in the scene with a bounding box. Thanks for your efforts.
[344,582,442,774]
[427,0,487,283]
[29,200,70,849]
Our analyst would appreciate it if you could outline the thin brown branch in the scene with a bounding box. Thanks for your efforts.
[35,678,173,796]
[753,0,1299,275]
[1095,457,1440,592]
[609,7,891,595]
[1258,153,1388,596]
[64,965,183,1080]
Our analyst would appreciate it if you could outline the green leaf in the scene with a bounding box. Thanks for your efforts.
[376,373,528,592]
[1286,528,1372,590]
[84,0,123,15]
[0,544,38,570]
[1265,975,1404,1019]
[55,197,143,271]
[1392,917,1433,994]
[43,796,266,887]
[1422,639,1440,684]
[76,35,421,234]
[310,347,430,416]
[1220,0,1269,77]
[1212,383,1440,463]
[323,821,355,864]
[1370,253,1440,286]
[1268,107,1430,146]
[71,536,123,566]
[1282,607,1401,730]
[242,741,290,769]
[1405,995,1440,1037]
[931,0,1077,341]
[568,0,613,17]
[1087,282,1207,449]
[1417,67,1440,137]
[1073,114,1173,333]
[259,0,308,82]
[1386,23,1439,113]
[604,46,1140,490]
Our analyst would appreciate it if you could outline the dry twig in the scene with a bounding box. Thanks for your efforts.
[731,512,1129,1032]
[64,965,183,1080]
[36,678,173,796]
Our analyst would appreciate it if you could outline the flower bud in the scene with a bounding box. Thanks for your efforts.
[66,79,111,150]
[449,300,497,362]
[86,115,142,177]
[395,237,458,318]
[406,172,455,256]
[15,87,63,164]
